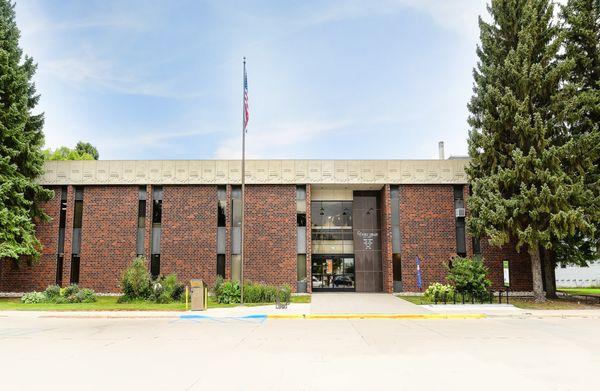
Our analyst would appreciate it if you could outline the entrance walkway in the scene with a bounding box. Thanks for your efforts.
[310,293,431,314]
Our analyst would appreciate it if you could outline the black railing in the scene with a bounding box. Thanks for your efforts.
[433,289,510,305]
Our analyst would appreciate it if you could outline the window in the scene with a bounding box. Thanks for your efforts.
[231,186,241,255]
[150,254,160,279]
[454,185,467,257]
[56,186,67,285]
[217,254,226,278]
[70,187,84,284]
[217,187,226,277]
[217,186,226,227]
[296,189,307,253]
[297,254,307,281]
[136,186,146,256]
[151,186,163,276]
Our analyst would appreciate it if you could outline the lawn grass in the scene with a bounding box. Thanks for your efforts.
[397,294,600,310]
[509,298,600,310]
[558,288,600,296]
[0,295,311,311]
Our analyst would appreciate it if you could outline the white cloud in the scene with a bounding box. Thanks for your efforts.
[214,120,348,159]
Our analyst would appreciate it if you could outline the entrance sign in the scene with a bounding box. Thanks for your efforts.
[357,231,379,250]
[503,260,510,287]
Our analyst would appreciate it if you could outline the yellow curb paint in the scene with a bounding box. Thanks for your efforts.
[267,313,486,320]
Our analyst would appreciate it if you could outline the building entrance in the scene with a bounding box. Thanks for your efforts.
[311,255,355,291]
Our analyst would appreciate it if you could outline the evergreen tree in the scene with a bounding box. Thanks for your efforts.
[467,0,594,301]
[75,141,99,160]
[542,0,600,297]
[556,0,600,265]
[0,0,52,261]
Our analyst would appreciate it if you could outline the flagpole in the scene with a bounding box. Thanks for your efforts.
[240,57,246,304]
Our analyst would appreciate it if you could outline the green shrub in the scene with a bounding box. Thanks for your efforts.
[44,285,61,300]
[75,288,97,303]
[424,283,455,301]
[216,280,292,304]
[446,256,491,298]
[21,284,97,304]
[277,284,292,304]
[120,256,152,300]
[63,284,80,298]
[149,274,184,303]
[216,280,241,304]
[21,292,47,304]
[161,274,184,301]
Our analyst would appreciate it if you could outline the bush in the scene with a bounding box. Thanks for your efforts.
[75,288,97,303]
[216,280,241,304]
[215,279,292,304]
[21,285,97,304]
[446,256,491,298]
[149,274,184,303]
[120,256,152,301]
[424,283,455,301]
[277,284,292,304]
[44,285,61,300]
[21,292,47,304]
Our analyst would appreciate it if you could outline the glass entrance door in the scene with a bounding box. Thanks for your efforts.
[311,255,355,291]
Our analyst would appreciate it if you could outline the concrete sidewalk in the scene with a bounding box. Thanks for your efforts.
[311,293,431,314]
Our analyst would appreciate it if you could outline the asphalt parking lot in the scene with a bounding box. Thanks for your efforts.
[1,314,599,390]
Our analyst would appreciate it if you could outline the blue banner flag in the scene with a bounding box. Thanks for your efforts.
[416,256,422,291]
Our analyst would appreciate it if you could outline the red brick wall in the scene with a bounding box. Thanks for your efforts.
[0,186,61,292]
[481,241,532,291]
[399,185,457,291]
[78,186,138,292]
[380,185,393,293]
[1,182,533,294]
[161,185,218,287]
[243,185,297,289]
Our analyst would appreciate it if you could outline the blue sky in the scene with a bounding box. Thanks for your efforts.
[15,0,487,160]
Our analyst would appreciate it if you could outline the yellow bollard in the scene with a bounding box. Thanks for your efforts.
[185,286,189,311]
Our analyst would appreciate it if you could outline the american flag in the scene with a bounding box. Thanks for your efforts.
[243,60,249,132]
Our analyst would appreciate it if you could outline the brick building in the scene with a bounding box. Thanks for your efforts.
[0,158,532,293]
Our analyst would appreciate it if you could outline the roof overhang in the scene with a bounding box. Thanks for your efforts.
[37,159,470,185]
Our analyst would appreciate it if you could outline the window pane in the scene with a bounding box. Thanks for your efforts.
[217,254,226,278]
[231,255,241,281]
[218,200,226,227]
[296,186,306,200]
[392,226,401,253]
[150,254,160,278]
[297,254,306,281]
[231,227,241,254]
[296,199,306,213]
[231,199,241,226]
[152,200,162,224]
[311,201,322,227]
[138,186,147,200]
[152,227,161,254]
[72,228,81,254]
[297,227,306,254]
[297,213,306,227]
[217,227,226,254]
[73,201,83,228]
[136,228,145,255]
[217,186,226,201]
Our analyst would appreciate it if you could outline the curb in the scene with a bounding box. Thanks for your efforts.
[34,313,487,320]
[268,313,487,320]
